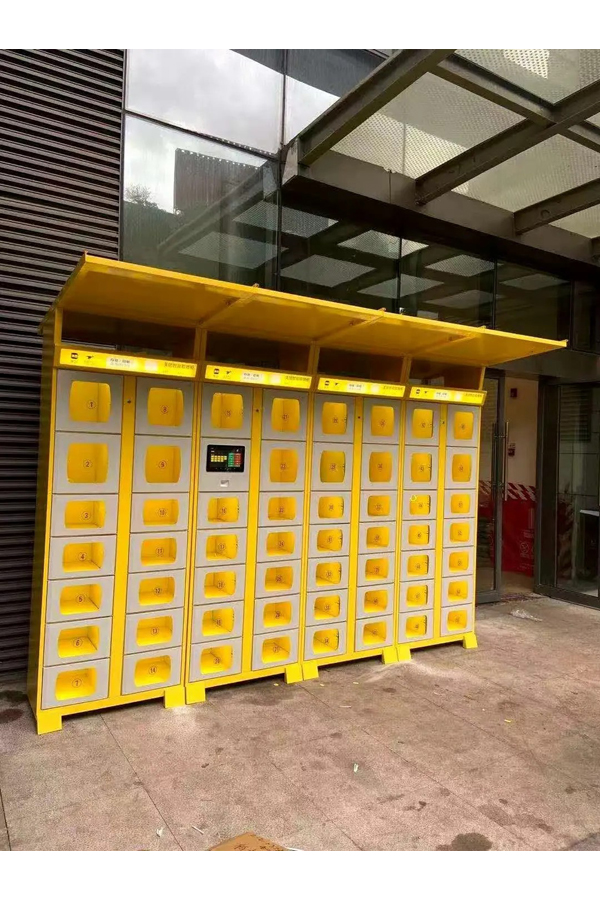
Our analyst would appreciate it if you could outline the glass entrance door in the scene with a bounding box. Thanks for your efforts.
[556,384,600,605]
[477,375,504,602]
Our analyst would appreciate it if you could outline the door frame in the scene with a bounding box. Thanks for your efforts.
[477,371,505,604]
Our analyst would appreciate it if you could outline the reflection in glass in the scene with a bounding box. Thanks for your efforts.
[122,116,278,285]
[572,282,600,353]
[127,49,283,154]
[557,385,600,597]
[400,240,493,326]
[284,50,379,142]
[278,206,400,311]
[495,262,570,340]
[476,378,498,593]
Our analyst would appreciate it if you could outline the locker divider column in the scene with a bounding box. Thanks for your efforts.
[108,375,134,697]
[243,389,262,674]
[397,399,442,660]
[434,408,448,639]
[355,397,402,660]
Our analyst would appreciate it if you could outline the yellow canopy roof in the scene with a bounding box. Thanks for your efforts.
[53,254,565,367]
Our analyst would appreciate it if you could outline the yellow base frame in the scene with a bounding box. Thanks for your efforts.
[35,685,186,735]
[186,662,304,705]
[396,631,478,663]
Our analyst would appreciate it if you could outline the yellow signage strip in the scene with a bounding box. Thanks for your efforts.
[205,364,312,390]
[59,348,197,378]
[317,376,405,398]
[409,386,486,405]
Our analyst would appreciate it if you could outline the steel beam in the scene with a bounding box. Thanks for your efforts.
[416,78,600,204]
[297,49,454,166]
[435,55,600,154]
[435,56,553,124]
[514,178,600,234]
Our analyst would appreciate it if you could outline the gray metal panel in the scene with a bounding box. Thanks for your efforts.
[253,593,300,635]
[124,607,184,655]
[303,622,347,660]
[354,614,394,651]
[44,615,112,666]
[41,657,110,709]
[257,525,303,562]
[0,49,124,677]
[201,383,252,439]
[55,370,123,434]
[126,568,186,615]
[130,492,190,534]
[51,493,118,537]
[132,435,192,494]
[251,628,299,670]
[128,530,188,574]
[191,600,244,643]
[121,646,182,695]
[362,398,401,444]
[135,377,194,436]
[46,575,115,623]
[440,602,474,637]
[309,491,352,524]
[304,589,349,626]
[261,389,308,441]
[189,637,242,682]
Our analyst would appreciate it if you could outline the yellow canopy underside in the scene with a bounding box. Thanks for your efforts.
[54,254,566,367]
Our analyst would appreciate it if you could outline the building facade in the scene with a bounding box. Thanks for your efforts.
[2,48,600,676]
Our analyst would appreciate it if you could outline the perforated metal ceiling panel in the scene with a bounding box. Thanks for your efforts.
[0,49,125,677]
[458,49,600,103]
[462,135,600,211]
[333,73,522,177]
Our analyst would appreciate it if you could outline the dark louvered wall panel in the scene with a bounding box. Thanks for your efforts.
[0,49,125,677]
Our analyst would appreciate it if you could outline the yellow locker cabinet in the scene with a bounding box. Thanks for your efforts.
[28,255,563,731]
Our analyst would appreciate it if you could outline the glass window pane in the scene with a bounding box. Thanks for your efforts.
[557,385,600,596]
[495,262,570,339]
[127,50,283,154]
[573,282,600,353]
[284,50,380,142]
[332,74,521,176]
[122,116,278,285]
[400,240,493,326]
[278,202,399,312]
[461,135,600,211]
[457,50,600,103]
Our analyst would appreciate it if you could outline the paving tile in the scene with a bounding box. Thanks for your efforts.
[364,700,515,780]
[8,784,179,851]
[440,753,600,849]
[0,695,105,755]
[201,679,351,752]
[278,820,359,851]
[268,728,447,822]
[102,698,240,775]
[0,720,136,822]
[144,754,328,851]
[526,729,600,791]
[301,669,424,729]
[332,792,528,850]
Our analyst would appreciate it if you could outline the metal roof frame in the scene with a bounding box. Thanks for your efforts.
[289,49,600,251]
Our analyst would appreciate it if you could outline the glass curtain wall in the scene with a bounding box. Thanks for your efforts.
[122,49,384,287]
[556,384,600,599]
[121,49,600,337]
